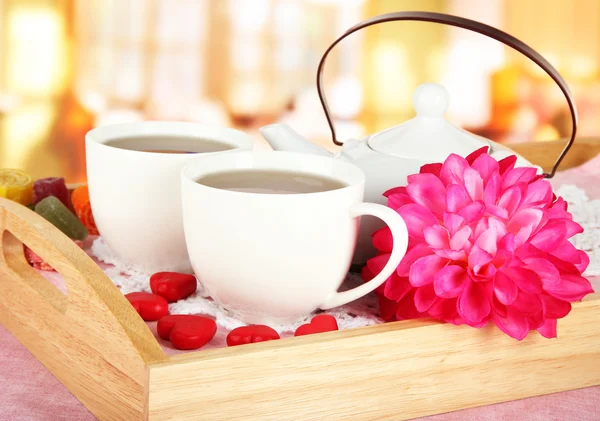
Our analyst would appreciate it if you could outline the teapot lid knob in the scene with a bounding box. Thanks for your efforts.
[413,83,449,118]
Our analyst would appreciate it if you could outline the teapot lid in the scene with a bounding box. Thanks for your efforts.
[366,83,491,160]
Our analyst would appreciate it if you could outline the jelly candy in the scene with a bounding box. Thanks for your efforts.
[0,169,34,205]
[33,177,71,209]
[71,185,99,235]
[157,315,217,350]
[294,314,338,337]
[150,272,197,302]
[35,196,88,240]
[125,292,169,321]
[226,325,280,346]
[24,240,83,271]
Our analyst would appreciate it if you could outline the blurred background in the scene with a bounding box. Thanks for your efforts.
[0,0,598,183]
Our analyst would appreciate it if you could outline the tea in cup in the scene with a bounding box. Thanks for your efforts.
[181,151,408,324]
[86,121,254,274]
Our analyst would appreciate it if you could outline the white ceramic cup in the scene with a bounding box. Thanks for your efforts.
[181,151,409,324]
[85,121,254,274]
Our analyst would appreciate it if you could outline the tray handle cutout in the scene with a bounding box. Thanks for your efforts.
[0,196,166,366]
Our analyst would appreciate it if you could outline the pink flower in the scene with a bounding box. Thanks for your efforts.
[363,147,594,340]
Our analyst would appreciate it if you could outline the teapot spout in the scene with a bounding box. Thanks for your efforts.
[259,123,332,157]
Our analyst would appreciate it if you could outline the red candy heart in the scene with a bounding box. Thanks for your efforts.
[125,292,169,321]
[294,314,339,337]
[157,315,217,350]
[150,272,197,303]
[226,325,280,347]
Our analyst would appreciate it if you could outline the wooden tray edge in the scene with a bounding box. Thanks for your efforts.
[146,297,600,420]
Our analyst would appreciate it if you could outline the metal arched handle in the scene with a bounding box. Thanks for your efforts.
[316,11,578,178]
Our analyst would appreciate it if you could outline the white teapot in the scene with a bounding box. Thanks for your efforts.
[260,11,577,265]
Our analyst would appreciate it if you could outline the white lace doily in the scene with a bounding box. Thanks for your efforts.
[91,183,598,333]
[554,184,600,276]
[91,238,380,333]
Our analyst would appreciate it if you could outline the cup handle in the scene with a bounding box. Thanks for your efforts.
[320,202,408,310]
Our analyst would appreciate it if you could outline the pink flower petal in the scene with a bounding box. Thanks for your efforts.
[508,208,543,246]
[520,179,554,208]
[458,280,491,324]
[487,205,509,220]
[406,173,447,216]
[420,163,443,177]
[493,233,515,267]
[498,154,518,176]
[383,272,413,301]
[472,262,497,281]
[440,154,468,185]
[537,319,557,339]
[450,225,472,250]
[424,225,450,249]
[544,253,581,275]
[551,197,568,212]
[468,245,494,270]
[493,296,508,318]
[396,243,434,276]
[493,307,530,340]
[372,227,393,253]
[473,217,489,239]
[475,227,499,255]
[409,254,449,287]
[484,173,501,205]
[388,193,413,210]
[488,217,508,238]
[463,168,484,201]
[540,294,571,319]
[561,219,584,238]
[429,297,462,324]
[398,204,438,240]
[366,253,390,278]
[446,184,472,213]
[377,295,398,321]
[465,146,490,164]
[497,232,515,253]
[526,308,545,330]
[497,184,523,217]
[501,166,538,189]
[530,223,567,252]
[575,250,590,274]
[494,271,518,305]
[383,186,407,197]
[414,284,437,312]
[471,153,499,185]
[443,212,465,235]
[522,257,561,288]
[502,266,542,294]
[395,290,427,320]
[512,290,543,315]
[545,273,594,302]
[361,264,375,282]
[434,265,469,298]
[458,200,485,223]
[432,248,468,261]
[508,208,544,234]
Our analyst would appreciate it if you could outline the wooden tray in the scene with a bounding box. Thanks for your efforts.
[1,139,599,421]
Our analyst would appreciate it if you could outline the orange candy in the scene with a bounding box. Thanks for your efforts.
[71,185,99,235]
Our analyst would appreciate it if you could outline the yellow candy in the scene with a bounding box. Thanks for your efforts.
[0,169,34,205]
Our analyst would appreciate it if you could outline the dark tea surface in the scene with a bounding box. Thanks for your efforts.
[106,136,233,154]
[195,170,347,194]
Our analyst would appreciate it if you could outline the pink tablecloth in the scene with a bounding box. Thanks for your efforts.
[2,156,600,420]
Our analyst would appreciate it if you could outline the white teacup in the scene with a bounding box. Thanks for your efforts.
[181,151,409,324]
[86,121,254,274]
